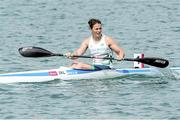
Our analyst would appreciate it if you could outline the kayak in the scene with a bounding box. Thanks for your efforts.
[0,66,179,83]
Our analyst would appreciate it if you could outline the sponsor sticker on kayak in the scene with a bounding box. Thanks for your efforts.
[48,71,58,76]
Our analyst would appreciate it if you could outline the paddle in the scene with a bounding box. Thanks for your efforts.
[18,46,169,68]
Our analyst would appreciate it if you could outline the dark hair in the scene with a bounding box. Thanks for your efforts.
[88,18,101,29]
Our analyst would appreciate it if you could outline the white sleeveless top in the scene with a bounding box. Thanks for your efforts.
[88,34,112,66]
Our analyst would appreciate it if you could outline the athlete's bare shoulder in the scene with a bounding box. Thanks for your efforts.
[83,37,91,44]
[104,35,115,46]
[80,37,91,47]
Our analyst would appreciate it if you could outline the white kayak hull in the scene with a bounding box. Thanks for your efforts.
[0,66,180,83]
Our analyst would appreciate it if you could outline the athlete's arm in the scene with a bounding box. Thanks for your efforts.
[106,36,125,60]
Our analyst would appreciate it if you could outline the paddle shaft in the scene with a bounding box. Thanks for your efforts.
[52,53,169,68]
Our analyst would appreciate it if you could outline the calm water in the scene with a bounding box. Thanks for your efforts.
[0,0,180,119]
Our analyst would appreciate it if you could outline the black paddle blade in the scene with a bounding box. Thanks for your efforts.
[136,57,169,68]
[18,46,53,57]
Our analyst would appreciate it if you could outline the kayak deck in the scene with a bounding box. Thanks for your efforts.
[0,66,179,83]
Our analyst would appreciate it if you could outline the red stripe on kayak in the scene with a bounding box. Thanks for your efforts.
[48,71,58,76]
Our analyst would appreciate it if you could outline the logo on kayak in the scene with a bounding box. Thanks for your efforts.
[48,71,58,76]
[59,71,65,74]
